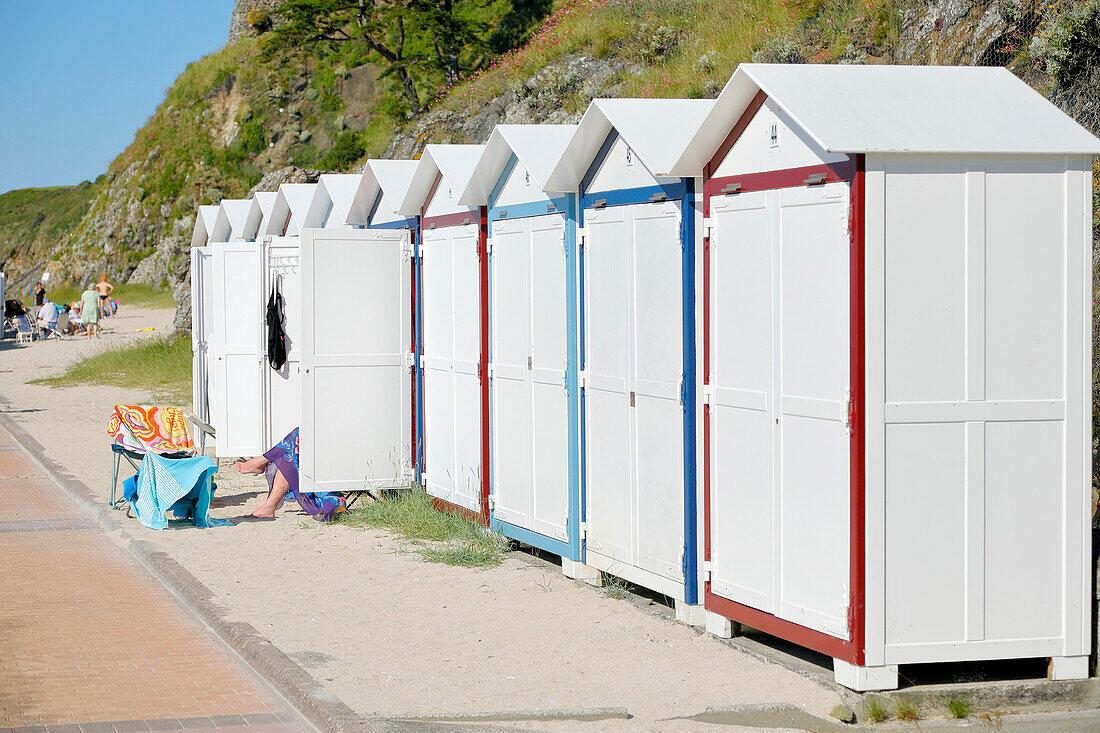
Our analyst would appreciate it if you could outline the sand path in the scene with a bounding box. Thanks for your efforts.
[0,304,842,731]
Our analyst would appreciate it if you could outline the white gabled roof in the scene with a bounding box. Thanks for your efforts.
[350,159,420,224]
[672,64,1100,174]
[398,144,486,216]
[191,204,229,247]
[544,98,715,191]
[460,124,578,205]
[265,183,327,235]
[318,173,362,227]
[220,198,262,241]
[254,192,278,234]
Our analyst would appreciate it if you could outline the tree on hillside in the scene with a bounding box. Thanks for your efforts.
[267,0,497,109]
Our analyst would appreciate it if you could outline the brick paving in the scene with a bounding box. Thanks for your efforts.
[0,426,308,732]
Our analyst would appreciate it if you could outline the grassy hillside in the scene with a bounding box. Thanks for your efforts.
[0,184,96,287]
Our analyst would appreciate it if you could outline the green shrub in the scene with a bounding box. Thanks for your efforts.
[237,118,268,155]
[319,130,365,170]
[1029,0,1100,86]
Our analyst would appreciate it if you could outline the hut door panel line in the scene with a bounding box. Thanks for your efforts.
[633,201,686,582]
[584,205,633,565]
[422,229,457,504]
[451,224,484,513]
[529,216,570,541]
[264,242,302,448]
[191,249,211,427]
[492,218,534,528]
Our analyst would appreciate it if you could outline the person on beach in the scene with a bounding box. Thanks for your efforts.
[234,428,346,520]
[36,300,58,335]
[80,284,100,339]
[96,276,114,317]
[33,282,46,307]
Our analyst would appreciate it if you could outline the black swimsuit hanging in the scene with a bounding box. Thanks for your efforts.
[266,274,288,371]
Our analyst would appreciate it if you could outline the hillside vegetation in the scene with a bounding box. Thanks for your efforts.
[0,0,1096,314]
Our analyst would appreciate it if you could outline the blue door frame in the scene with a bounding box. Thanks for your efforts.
[487,154,582,562]
[370,216,425,480]
[577,132,699,605]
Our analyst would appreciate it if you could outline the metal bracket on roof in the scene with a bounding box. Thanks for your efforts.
[804,172,828,185]
[428,222,437,229]
[546,203,557,212]
[650,191,667,202]
[463,216,472,225]
[591,199,607,209]
[498,210,508,218]
[722,182,742,195]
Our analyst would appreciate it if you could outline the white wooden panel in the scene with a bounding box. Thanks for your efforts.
[491,218,533,527]
[584,205,632,563]
[777,187,850,639]
[211,243,264,457]
[633,202,684,581]
[493,160,556,209]
[586,135,663,194]
[190,249,213,425]
[451,224,483,512]
[422,228,457,503]
[529,217,569,539]
[425,182,476,219]
[714,99,848,178]
[300,229,411,492]
[709,191,774,610]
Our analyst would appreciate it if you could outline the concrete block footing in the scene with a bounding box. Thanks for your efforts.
[705,611,734,638]
[561,557,600,583]
[1049,655,1089,680]
[674,600,706,626]
[833,659,899,691]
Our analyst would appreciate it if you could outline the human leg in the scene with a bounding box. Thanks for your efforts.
[251,466,289,518]
[235,455,270,474]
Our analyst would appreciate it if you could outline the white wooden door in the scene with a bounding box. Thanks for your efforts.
[491,215,569,541]
[709,183,851,640]
[264,239,301,446]
[584,200,684,591]
[421,222,483,513]
[300,228,412,492]
[211,242,264,458]
[190,248,213,425]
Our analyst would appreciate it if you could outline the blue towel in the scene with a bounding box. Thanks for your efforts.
[124,452,230,529]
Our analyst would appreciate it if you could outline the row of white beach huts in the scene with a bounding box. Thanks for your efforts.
[189,64,1100,691]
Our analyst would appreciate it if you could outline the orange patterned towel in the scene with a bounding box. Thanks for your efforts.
[107,405,196,455]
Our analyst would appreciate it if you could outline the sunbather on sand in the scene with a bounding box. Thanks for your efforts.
[235,428,346,520]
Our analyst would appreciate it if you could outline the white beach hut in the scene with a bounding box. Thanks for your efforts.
[543,98,714,618]
[190,204,230,437]
[399,145,490,522]
[670,63,1100,691]
[459,125,589,574]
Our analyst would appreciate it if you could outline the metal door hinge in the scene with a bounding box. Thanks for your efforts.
[419,355,426,369]
[578,370,586,389]
[402,240,413,260]
[487,363,495,378]
[486,238,494,255]
[577,228,587,248]
[678,377,686,409]
[703,560,713,582]
[701,384,712,405]
[845,387,854,433]
[579,521,587,540]
[703,217,713,239]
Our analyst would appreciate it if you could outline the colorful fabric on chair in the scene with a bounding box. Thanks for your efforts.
[107,405,196,455]
[123,452,229,530]
[263,428,346,521]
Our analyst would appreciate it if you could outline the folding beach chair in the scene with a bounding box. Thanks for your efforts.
[48,311,70,339]
[13,315,34,344]
[107,405,229,529]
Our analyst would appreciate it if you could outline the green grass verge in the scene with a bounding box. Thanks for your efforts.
[338,489,511,567]
[31,335,191,404]
[44,283,176,311]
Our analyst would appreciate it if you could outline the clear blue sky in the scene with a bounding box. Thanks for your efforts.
[0,1,235,194]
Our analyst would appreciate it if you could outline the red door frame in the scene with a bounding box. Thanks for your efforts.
[701,93,866,665]
[421,172,492,525]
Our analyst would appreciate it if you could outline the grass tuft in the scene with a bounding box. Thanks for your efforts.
[863,697,888,724]
[601,572,632,600]
[893,697,920,722]
[338,489,511,567]
[946,696,971,719]
[31,335,191,403]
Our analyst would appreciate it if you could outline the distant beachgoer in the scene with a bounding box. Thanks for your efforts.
[33,282,46,307]
[96,276,114,317]
[36,301,58,335]
[80,285,100,339]
[235,428,346,520]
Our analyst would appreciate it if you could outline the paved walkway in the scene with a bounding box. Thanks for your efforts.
[0,426,309,733]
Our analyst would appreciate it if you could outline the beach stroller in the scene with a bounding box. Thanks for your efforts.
[107,405,229,529]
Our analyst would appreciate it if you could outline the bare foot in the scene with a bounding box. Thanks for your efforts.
[251,507,276,518]
[236,457,268,474]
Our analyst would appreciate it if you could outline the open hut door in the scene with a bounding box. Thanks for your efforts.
[300,228,413,493]
[211,243,265,457]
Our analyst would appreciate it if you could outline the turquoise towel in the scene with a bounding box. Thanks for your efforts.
[125,452,230,529]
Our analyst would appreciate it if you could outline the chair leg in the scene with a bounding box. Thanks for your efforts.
[110,452,119,507]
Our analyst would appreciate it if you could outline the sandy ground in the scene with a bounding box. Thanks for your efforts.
[0,304,843,731]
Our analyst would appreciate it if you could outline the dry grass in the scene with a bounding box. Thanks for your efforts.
[31,335,192,403]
